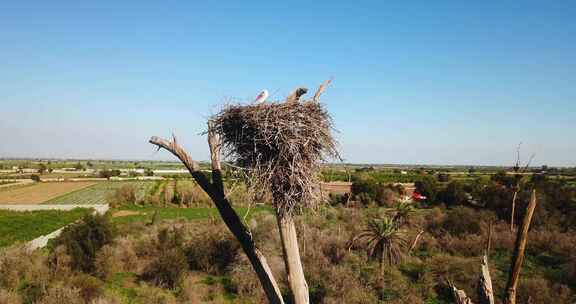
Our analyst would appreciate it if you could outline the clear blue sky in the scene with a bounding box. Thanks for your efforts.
[1,1,574,166]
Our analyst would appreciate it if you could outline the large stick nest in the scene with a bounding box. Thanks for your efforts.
[211,100,339,216]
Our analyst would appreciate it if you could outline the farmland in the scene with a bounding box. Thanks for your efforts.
[0,208,91,247]
[45,181,156,205]
[0,181,96,204]
[111,204,272,224]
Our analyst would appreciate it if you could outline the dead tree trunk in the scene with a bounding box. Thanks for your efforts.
[510,189,519,231]
[149,134,285,304]
[449,280,474,304]
[504,189,538,304]
[277,214,309,304]
[477,255,495,304]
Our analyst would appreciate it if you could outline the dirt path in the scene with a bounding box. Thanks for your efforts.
[0,182,96,204]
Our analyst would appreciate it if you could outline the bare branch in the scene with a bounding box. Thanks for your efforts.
[313,78,333,102]
[149,136,200,172]
[409,230,425,253]
[514,142,522,172]
[521,154,535,173]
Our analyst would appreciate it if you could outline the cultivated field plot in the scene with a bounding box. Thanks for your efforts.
[0,182,96,204]
[0,208,91,247]
[45,181,155,204]
[112,204,272,224]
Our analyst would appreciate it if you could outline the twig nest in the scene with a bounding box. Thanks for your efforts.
[211,101,339,216]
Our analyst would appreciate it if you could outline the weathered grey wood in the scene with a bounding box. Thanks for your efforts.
[313,78,332,102]
[409,230,425,253]
[149,135,284,304]
[477,255,495,304]
[277,214,309,304]
[504,189,538,304]
[449,280,474,304]
[510,189,518,231]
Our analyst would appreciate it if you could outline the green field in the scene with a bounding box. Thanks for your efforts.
[0,208,92,247]
[45,181,155,204]
[112,204,272,224]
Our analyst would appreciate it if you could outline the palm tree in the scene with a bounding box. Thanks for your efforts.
[392,200,414,228]
[353,217,408,276]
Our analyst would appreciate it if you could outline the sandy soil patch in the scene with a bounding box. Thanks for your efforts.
[112,210,143,218]
[0,182,96,204]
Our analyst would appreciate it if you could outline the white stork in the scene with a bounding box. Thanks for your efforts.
[253,89,269,104]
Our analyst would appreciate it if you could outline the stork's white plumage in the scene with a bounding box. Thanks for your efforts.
[253,89,269,104]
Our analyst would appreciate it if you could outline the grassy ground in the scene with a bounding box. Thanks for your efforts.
[0,208,92,247]
[45,181,155,204]
[111,204,272,224]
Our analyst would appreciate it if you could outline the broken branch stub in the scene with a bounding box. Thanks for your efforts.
[313,78,332,102]
[477,255,495,304]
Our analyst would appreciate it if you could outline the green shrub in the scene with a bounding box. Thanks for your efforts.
[52,214,115,273]
[441,206,483,236]
[439,181,468,206]
[0,289,21,304]
[415,177,438,203]
[185,232,239,275]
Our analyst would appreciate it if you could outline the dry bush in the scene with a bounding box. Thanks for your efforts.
[436,233,485,257]
[94,237,138,279]
[223,183,253,207]
[517,277,574,304]
[133,284,177,304]
[163,182,174,206]
[229,262,268,302]
[142,248,188,289]
[178,184,211,207]
[89,295,121,304]
[48,245,73,279]
[0,246,50,291]
[423,207,446,233]
[440,206,494,236]
[427,254,478,302]
[378,268,426,304]
[305,262,378,304]
[179,274,208,304]
[69,274,104,303]
[140,228,189,288]
[0,289,21,304]
[375,185,400,207]
[416,233,441,255]
[525,229,576,258]
[38,284,83,304]
[212,101,338,215]
[185,229,240,275]
[107,184,137,208]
